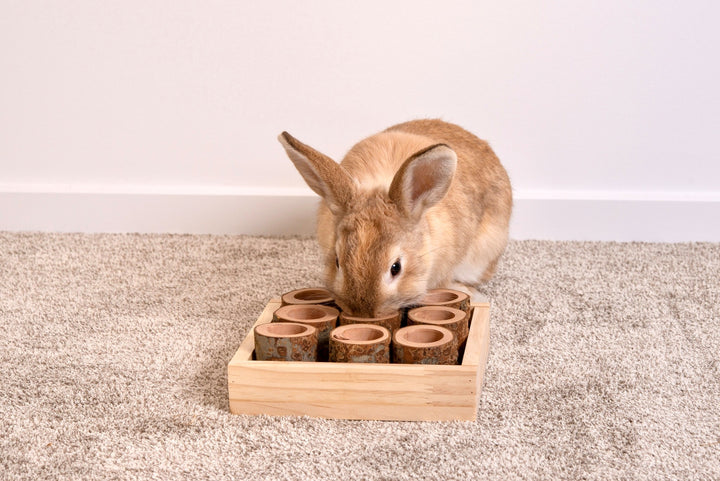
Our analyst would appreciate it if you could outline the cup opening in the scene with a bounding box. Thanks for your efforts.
[262,323,309,336]
[423,291,459,304]
[295,288,332,302]
[415,309,455,322]
[404,327,445,344]
[336,326,384,342]
[286,305,330,320]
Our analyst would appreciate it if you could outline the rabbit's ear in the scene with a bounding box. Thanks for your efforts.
[389,144,457,220]
[278,132,355,215]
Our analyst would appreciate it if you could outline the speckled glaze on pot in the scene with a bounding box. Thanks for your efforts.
[407,306,469,353]
[338,310,402,334]
[253,322,318,361]
[329,324,391,363]
[273,304,339,361]
[280,287,335,307]
[392,325,458,365]
[419,288,470,314]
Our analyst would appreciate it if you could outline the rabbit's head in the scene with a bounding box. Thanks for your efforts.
[279,132,456,317]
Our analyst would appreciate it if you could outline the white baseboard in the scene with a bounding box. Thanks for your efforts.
[511,191,720,241]
[0,186,320,236]
[1,186,719,241]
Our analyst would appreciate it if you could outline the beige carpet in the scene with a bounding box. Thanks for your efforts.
[1,233,718,480]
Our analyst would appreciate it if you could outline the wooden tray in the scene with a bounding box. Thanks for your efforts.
[227,300,490,421]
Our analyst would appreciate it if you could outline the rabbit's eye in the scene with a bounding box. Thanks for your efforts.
[390,260,401,277]
[335,256,339,269]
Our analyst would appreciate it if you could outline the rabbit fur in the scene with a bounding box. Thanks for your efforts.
[278,119,512,317]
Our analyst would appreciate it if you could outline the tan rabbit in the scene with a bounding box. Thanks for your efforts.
[278,119,512,317]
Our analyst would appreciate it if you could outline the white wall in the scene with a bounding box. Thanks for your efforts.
[1,1,719,240]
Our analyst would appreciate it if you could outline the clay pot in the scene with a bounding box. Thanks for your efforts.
[273,304,339,361]
[281,287,335,307]
[392,325,458,365]
[329,324,391,363]
[254,322,318,361]
[407,306,469,355]
[338,310,402,334]
[420,288,470,314]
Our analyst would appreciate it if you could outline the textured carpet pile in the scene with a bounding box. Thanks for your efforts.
[1,233,718,480]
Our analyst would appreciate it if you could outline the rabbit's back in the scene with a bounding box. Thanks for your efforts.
[386,119,511,211]
[340,119,511,221]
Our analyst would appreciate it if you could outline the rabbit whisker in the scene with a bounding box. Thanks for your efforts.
[416,246,445,259]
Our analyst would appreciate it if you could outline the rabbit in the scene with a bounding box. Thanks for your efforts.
[278,119,512,317]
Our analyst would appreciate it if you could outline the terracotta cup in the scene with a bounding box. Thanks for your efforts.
[253,322,318,361]
[273,304,339,361]
[419,288,470,314]
[392,325,458,365]
[407,306,469,354]
[329,324,391,363]
[281,287,335,307]
[338,310,402,334]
